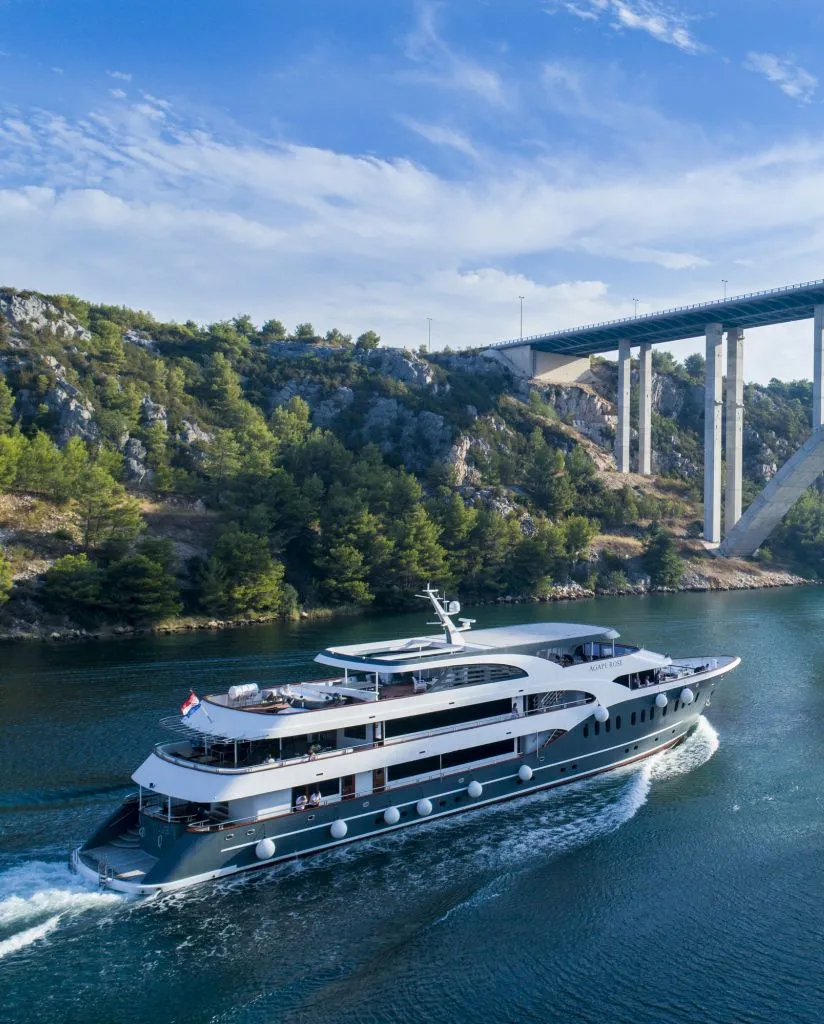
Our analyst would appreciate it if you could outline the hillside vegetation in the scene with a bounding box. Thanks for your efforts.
[0,288,816,636]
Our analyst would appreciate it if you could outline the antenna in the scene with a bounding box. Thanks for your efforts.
[416,585,474,645]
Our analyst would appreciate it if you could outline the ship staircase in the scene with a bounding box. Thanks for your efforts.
[84,824,158,884]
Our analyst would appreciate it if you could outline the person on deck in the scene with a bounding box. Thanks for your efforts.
[295,793,308,811]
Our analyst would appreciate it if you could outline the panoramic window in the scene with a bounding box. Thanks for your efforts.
[385,698,512,739]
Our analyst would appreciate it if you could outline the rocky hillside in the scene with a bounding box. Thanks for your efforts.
[0,287,815,639]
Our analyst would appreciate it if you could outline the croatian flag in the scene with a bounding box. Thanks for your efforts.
[180,691,201,717]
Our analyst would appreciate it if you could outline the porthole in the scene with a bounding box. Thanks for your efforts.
[307,814,315,821]
[362,800,370,808]
[624,748,629,754]
[245,829,256,837]
[224,833,235,841]
[571,763,577,769]
[633,745,638,751]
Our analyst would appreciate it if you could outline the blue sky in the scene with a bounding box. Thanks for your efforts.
[2,0,824,380]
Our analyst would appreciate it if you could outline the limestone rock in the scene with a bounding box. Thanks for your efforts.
[313,387,354,428]
[360,348,434,387]
[361,397,452,471]
[123,437,149,486]
[42,382,99,445]
[123,330,157,351]
[178,420,214,446]
[541,384,615,446]
[141,395,168,430]
[0,293,91,343]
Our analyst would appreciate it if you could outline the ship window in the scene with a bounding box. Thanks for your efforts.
[385,698,512,739]
[616,716,622,729]
[631,712,637,726]
[640,709,646,723]
[410,663,528,692]
[442,739,514,770]
[594,721,600,735]
[662,704,668,717]
[583,725,589,739]
[650,707,655,720]
[605,720,611,732]
[387,756,440,782]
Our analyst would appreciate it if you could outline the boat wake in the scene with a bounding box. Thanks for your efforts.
[0,860,120,960]
[429,716,720,922]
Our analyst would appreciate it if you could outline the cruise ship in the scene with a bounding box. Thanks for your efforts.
[72,590,740,894]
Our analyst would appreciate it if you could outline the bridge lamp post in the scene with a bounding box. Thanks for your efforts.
[633,298,639,317]
[426,316,432,353]
[518,296,524,341]
[722,279,728,300]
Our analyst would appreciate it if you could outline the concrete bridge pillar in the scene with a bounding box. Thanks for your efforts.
[725,328,744,532]
[638,343,652,475]
[814,305,824,429]
[704,324,724,544]
[616,339,631,473]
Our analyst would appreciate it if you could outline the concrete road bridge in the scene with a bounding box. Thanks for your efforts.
[487,279,824,558]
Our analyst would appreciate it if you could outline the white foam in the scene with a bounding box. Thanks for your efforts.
[0,860,120,959]
[0,915,61,959]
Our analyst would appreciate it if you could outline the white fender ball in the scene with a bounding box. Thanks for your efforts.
[680,687,695,705]
[416,798,433,817]
[467,780,483,799]
[655,692,668,708]
[330,819,348,840]
[255,838,276,860]
[383,806,400,825]
[518,764,533,782]
[594,704,609,723]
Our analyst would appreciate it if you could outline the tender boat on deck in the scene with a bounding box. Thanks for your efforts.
[72,590,740,894]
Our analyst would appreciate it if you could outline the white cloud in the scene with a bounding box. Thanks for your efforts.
[2,95,824,379]
[401,119,479,159]
[106,70,132,82]
[402,5,508,106]
[548,0,701,53]
[744,52,817,104]
[109,89,127,100]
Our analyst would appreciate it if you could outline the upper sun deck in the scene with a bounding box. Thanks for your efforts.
[316,621,621,672]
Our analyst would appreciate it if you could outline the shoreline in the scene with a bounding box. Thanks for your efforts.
[0,562,814,646]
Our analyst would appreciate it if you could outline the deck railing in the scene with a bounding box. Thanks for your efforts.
[153,696,594,778]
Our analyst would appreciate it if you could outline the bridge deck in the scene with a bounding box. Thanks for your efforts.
[492,279,824,356]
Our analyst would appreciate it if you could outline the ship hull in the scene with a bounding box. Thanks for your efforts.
[74,686,717,895]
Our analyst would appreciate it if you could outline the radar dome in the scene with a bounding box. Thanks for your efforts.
[447,600,461,615]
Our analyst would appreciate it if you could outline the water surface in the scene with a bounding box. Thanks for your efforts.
[2,588,823,1024]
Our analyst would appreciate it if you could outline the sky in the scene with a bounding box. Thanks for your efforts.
[2,0,824,381]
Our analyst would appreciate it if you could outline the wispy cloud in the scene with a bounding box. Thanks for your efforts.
[106,70,132,82]
[2,92,824,378]
[744,52,817,104]
[547,0,701,54]
[401,118,479,159]
[402,5,508,107]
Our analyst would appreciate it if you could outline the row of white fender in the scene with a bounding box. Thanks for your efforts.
[254,689,697,859]
[254,763,537,860]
